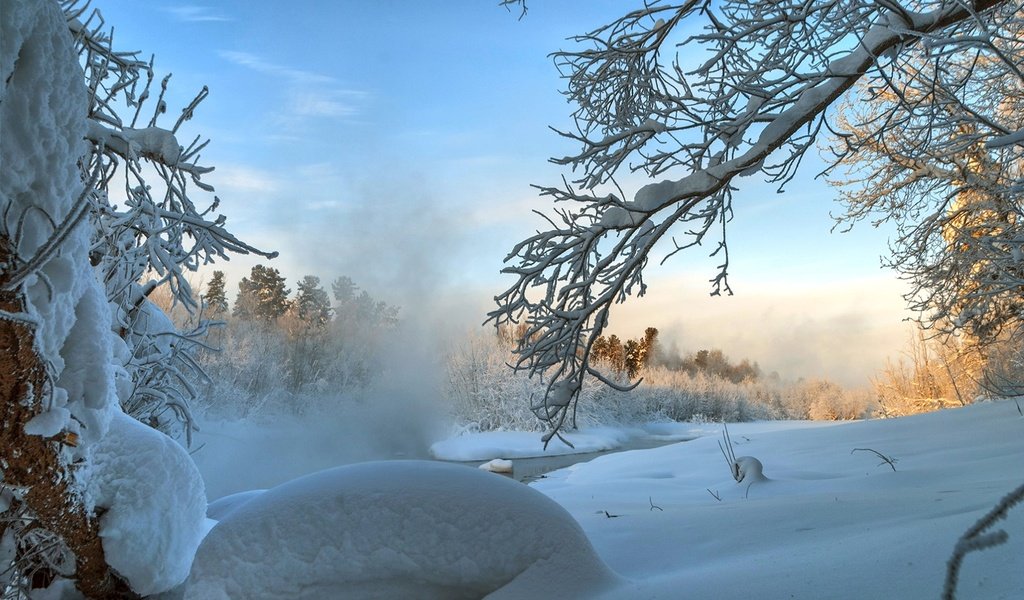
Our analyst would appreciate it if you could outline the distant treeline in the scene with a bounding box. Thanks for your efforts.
[589,327,760,384]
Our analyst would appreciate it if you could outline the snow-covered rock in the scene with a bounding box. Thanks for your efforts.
[186,460,620,599]
[87,411,207,596]
[479,458,514,474]
[733,456,766,483]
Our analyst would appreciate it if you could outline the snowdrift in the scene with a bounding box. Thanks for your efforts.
[187,460,620,599]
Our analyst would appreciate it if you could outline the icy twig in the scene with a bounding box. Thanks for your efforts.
[942,481,1024,600]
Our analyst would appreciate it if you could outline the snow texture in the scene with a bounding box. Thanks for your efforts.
[186,460,620,599]
[87,411,207,596]
[206,489,266,521]
[1,0,116,452]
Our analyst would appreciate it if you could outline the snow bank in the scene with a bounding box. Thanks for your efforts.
[87,411,207,596]
[186,460,620,599]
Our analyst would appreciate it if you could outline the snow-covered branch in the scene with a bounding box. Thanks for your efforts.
[491,0,1019,439]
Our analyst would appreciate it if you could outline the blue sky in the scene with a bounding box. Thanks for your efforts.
[95,1,912,384]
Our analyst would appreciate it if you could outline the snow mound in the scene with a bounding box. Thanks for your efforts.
[87,411,207,596]
[186,460,620,599]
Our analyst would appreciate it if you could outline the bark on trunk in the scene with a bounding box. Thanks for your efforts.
[0,239,138,599]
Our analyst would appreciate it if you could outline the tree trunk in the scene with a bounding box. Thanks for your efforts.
[0,239,138,599]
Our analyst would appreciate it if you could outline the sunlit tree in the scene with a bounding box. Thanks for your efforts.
[234,264,290,324]
[828,13,1023,392]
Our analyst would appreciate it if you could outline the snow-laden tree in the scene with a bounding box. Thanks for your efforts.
[490,0,1023,442]
[1,0,272,596]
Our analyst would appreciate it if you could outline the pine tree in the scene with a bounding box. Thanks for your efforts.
[204,270,229,315]
[234,265,290,323]
[295,275,332,329]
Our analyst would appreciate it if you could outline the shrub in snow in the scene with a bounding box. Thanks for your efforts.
[86,410,208,595]
[186,461,620,599]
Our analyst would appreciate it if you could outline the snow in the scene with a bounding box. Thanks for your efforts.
[23,405,71,438]
[186,460,620,599]
[86,410,208,596]
[206,489,266,521]
[184,402,1023,598]
[2,0,119,453]
[479,458,514,473]
[528,400,1024,599]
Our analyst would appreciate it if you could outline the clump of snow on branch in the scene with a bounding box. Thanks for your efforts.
[186,461,620,599]
[65,0,277,438]
[84,411,207,596]
[1,0,117,452]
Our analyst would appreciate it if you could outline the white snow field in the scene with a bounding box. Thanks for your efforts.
[532,400,1024,599]
[191,400,1023,599]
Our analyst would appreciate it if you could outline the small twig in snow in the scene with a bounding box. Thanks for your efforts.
[852,448,898,472]
[707,488,721,502]
[649,496,663,512]
[602,510,621,519]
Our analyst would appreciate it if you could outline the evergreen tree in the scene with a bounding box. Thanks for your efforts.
[331,276,357,305]
[295,275,332,329]
[234,265,290,323]
[331,276,398,328]
[204,270,229,315]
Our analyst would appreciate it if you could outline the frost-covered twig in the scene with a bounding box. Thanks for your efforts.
[942,480,1024,600]
[718,423,739,482]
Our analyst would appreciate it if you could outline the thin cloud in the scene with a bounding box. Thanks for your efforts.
[209,164,283,194]
[288,89,364,119]
[219,51,368,123]
[163,5,232,23]
[219,51,334,85]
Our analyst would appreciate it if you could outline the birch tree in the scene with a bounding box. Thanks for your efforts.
[490,0,1022,442]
